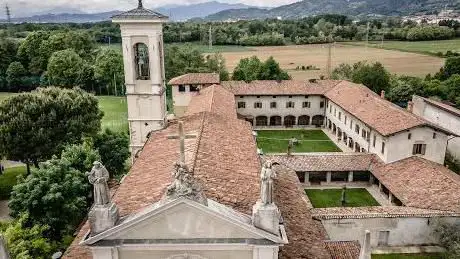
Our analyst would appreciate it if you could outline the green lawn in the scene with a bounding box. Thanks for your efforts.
[305,188,380,208]
[0,166,26,199]
[0,93,128,133]
[257,130,341,153]
[99,42,253,53]
[343,39,460,56]
[372,254,443,259]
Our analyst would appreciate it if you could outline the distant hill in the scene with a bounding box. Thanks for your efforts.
[156,1,263,21]
[0,1,264,23]
[206,0,459,20]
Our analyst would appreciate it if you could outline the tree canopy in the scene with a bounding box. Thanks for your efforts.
[94,48,125,95]
[232,56,290,81]
[93,129,129,178]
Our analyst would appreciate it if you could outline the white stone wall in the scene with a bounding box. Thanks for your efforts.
[235,95,326,125]
[321,217,458,248]
[412,96,460,159]
[118,22,167,159]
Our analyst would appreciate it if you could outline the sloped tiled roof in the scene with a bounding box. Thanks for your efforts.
[112,6,168,20]
[169,73,220,85]
[312,206,460,220]
[371,156,460,213]
[267,153,376,172]
[273,164,331,259]
[222,80,339,96]
[325,241,360,259]
[415,95,460,117]
[324,81,453,136]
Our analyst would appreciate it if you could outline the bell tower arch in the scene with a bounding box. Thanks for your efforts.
[112,1,168,159]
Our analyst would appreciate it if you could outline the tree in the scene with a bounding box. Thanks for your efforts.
[47,49,85,87]
[9,158,89,238]
[2,214,56,259]
[259,57,291,80]
[94,48,124,95]
[0,87,103,174]
[0,39,19,76]
[437,57,460,80]
[441,75,460,108]
[435,221,460,258]
[60,142,101,176]
[93,129,129,178]
[17,31,51,75]
[165,44,207,80]
[387,76,425,104]
[6,62,26,90]
[331,63,353,80]
[205,53,230,81]
[351,62,391,94]
[232,56,263,81]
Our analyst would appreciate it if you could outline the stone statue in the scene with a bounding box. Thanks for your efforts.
[260,161,277,205]
[164,161,207,205]
[86,162,110,206]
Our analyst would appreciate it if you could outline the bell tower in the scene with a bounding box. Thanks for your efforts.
[112,0,168,159]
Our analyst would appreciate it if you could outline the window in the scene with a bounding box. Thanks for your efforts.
[345,116,347,124]
[239,96,244,99]
[381,142,385,154]
[373,135,376,147]
[256,96,261,98]
[408,133,412,140]
[273,96,277,98]
[350,121,353,130]
[329,105,332,113]
[238,102,246,109]
[433,133,437,139]
[134,43,150,80]
[413,144,427,155]
[286,101,295,108]
[288,95,293,98]
[355,125,360,134]
[190,85,199,92]
[178,85,186,92]
[338,112,342,120]
[320,101,325,108]
[302,102,311,108]
[305,95,309,98]
[334,108,337,117]
[270,102,277,108]
[362,130,366,138]
[378,231,390,246]
[254,102,262,109]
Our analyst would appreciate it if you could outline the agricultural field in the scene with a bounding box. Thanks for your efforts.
[218,44,445,80]
[0,93,128,133]
[345,39,460,57]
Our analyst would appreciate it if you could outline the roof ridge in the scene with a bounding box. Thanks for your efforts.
[190,112,207,173]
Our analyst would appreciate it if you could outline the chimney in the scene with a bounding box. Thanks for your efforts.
[380,90,385,99]
[359,230,371,259]
[407,101,414,113]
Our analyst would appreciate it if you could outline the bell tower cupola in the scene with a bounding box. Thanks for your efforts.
[112,1,168,160]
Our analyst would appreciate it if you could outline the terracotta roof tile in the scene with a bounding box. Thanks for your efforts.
[325,241,360,259]
[222,80,340,96]
[267,153,375,172]
[312,206,460,220]
[371,156,460,212]
[169,73,220,85]
[185,85,237,120]
[274,164,331,259]
[416,95,460,117]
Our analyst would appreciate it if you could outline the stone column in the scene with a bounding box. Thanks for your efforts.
[388,193,393,204]
[359,230,371,259]
[369,175,375,185]
[304,172,310,185]
[348,171,354,182]
[326,172,332,184]
[378,182,383,192]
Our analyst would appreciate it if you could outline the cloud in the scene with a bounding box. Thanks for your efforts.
[2,0,298,17]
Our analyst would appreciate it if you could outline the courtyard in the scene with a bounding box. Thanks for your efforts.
[305,188,380,208]
[257,129,341,153]
[372,253,442,259]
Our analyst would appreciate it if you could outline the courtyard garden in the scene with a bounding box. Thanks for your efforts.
[257,129,341,153]
[305,188,380,208]
[372,253,443,259]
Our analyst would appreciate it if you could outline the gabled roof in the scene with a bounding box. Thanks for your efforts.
[169,73,220,85]
[82,198,285,246]
[325,241,360,259]
[222,80,339,96]
[414,95,460,118]
[267,153,376,172]
[371,156,460,213]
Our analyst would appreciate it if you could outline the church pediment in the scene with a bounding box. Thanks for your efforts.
[82,198,284,245]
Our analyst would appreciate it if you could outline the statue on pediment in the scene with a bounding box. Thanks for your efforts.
[260,161,277,205]
[87,161,110,206]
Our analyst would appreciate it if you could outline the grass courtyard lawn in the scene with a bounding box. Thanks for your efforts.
[0,166,26,199]
[305,188,380,208]
[372,253,443,259]
[344,39,460,56]
[257,130,341,153]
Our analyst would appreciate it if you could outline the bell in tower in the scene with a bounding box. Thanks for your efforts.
[112,1,169,160]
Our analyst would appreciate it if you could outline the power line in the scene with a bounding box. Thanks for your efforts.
[5,4,11,23]
[208,24,213,50]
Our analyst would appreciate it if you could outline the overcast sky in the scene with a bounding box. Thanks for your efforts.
[1,0,297,17]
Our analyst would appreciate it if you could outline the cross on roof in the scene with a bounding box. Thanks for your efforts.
[167,121,197,164]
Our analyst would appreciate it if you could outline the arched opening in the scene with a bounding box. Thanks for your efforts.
[284,115,296,127]
[312,115,325,127]
[270,116,282,126]
[255,116,268,126]
[134,43,150,80]
[337,127,342,141]
[298,115,310,126]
